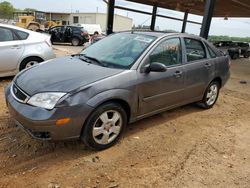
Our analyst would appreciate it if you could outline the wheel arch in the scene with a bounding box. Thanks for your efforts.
[19,56,44,71]
[211,77,222,88]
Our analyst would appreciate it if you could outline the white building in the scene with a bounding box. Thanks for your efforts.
[45,12,133,33]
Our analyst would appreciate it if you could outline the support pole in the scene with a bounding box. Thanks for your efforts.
[107,0,115,35]
[181,10,189,33]
[200,0,216,39]
[150,5,157,31]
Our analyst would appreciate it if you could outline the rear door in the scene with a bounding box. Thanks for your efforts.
[0,27,24,73]
[181,37,213,101]
[137,37,186,116]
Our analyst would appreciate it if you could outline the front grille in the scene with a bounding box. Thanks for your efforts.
[11,83,29,103]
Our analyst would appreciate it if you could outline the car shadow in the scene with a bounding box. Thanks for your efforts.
[1,103,203,172]
[125,104,201,137]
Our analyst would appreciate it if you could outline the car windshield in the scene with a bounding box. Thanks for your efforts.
[80,33,156,69]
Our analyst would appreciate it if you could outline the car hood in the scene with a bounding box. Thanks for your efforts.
[15,56,124,96]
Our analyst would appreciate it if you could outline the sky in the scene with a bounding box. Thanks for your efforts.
[4,0,250,37]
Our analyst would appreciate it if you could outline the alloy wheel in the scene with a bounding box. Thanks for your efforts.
[206,84,218,106]
[92,110,122,145]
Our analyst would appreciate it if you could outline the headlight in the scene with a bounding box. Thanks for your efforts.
[27,92,66,110]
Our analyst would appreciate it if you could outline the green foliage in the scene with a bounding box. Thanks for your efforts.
[209,35,250,42]
[24,8,37,12]
[0,1,15,19]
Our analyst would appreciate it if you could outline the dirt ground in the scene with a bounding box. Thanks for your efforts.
[0,46,250,188]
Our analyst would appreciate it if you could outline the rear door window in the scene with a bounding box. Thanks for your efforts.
[184,38,206,62]
[0,27,16,42]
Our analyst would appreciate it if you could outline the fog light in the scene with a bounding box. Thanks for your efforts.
[56,118,71,126]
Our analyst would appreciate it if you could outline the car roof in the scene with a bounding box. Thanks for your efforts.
[121,30,205,40]
[0,23,34,34]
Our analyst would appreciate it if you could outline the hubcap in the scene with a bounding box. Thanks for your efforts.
[72,39,79,46]
[206,84,218,106]
[93,110,122,145]
[25,61,39,68]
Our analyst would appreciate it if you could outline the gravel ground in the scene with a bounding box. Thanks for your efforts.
[0,46,250,188]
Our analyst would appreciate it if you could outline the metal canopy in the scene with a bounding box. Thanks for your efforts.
[126,0,250,17]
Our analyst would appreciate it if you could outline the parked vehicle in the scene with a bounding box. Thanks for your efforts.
[0,23,55,77]
[228,42,250,59]
[213,40,250,59]
[5,32,230,150]
[213,40,233,54]
[15,11,47,31]
[74,24,102,35]
[48,25,89,46]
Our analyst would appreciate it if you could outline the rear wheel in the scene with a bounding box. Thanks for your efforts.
[199,81,220,109]
[82,102,127,150]
[231,53,239,60]
[71,37,80,46]
[19,57,43,71]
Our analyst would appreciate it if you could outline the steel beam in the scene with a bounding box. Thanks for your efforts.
[114,5,152,15]
[181,10,189,33]
[107,0,115,35]
[150,5,157,31]
[200,0,216,39]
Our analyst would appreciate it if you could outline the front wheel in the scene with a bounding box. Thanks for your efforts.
[199,81,220,109]
[82,102,127,150]
[244,52,250,58]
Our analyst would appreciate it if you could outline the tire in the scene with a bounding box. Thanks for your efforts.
[81,102,127,150]
[27,24,40,31]
[19,57,43,71]
[71,37,80,46]
[199,81,220,109]
[231,53,239,60]
[244,52,250,58]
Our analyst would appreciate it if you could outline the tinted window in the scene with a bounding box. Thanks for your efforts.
[0,28,15,42]
[15,30,29,40]
[185,38,206,62]
[50,26,62,32]
[149,38,182,66]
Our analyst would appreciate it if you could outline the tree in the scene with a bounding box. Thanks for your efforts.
[24,8,37,12]
[0,1,15,20]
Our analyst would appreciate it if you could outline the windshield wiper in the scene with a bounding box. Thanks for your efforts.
[79,54,107,67]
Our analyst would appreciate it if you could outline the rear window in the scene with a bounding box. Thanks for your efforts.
[15,30,29,40]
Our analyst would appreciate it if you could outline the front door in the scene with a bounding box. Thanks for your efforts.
[137,37,185,116]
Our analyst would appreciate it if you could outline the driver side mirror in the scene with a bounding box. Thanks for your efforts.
[144,62,167,74]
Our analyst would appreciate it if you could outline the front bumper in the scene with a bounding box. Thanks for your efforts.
[5,85,94,140]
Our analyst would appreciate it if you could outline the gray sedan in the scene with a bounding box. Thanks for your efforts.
[5,32,230,150]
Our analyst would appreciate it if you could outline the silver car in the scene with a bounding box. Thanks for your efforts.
[0,24,55,77]
[5,32,230,150]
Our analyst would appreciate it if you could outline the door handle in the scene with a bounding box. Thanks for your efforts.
[174,71,183,78]
[11,45,21,49]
